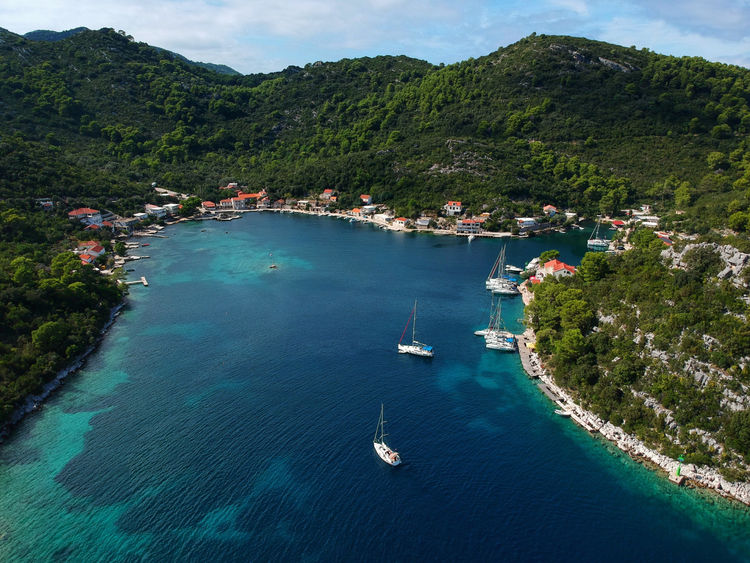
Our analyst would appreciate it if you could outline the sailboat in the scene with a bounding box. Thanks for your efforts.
[397,300,434,357]
[587,218,610,252]
[475,295,517,351]
[485,244,520,295]
[373,404,401,466]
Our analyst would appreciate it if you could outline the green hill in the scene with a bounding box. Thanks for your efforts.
[0,28,749,472]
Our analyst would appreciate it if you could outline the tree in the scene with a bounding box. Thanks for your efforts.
[32,320,68,354]
[578,252,611,283]
[539,249,560,263]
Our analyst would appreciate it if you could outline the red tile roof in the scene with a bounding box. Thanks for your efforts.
[544,259,576,274]
[68,207,99,216]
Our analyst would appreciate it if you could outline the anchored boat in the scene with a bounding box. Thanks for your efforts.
[398,300,434,357]
[373,404,401,466]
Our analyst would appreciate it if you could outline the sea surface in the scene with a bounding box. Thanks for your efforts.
[1,213,749,562]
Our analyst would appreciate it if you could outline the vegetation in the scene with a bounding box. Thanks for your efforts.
[0,26,749,462]
[527,231,750,475]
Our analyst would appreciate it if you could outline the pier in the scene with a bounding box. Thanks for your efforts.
[125,276,149,286]
[516,331,541,379]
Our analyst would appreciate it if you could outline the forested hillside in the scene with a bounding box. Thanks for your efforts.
[1,27,750,449]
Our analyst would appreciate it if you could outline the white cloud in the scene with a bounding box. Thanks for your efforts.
[1,0,748,73]
[599,16,750,68]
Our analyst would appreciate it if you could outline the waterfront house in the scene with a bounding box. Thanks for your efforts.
[362,205,378,215]
[133,212,148,221]
[540,259,576,278]
[320,188,335,200]
[163,203,180,215]
[202,201,216,210]
[351,208,362,217]
[517,217,537,229]
[68,207,102,226]
[543,205,557,216]
[231,197,247,210]
[219,199,233,209]
[456,219,481,234]
[360,194,372,205]
[443,201,463,216]
[394,217,408,228]
[145,204,167,218]
[415,217,431,228]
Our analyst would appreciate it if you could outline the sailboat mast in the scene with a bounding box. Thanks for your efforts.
[412,300,417,343]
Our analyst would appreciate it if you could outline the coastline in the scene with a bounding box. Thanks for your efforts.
[7,209,748,508]
[0,302,126,445]
[517,282,750,507]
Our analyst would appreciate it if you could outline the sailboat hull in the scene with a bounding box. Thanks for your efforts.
[374,441,401,465]
[397,343,434,357]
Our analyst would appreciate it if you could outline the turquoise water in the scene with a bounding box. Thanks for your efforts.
[1,213,749,561]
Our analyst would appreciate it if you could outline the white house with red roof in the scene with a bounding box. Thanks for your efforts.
[360,194,372,205]
[231,197,247,210]
[219,198,233,209]
[443,201,463,216]
[68,207,102,225]
[394,217,408,228]
[456,219,481,234]
[202,201,216,210]
[543,205,557,216]
[321,188,335,200]
[540,259,576,278]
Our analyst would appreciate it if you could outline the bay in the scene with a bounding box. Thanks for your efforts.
[1,213,748,562]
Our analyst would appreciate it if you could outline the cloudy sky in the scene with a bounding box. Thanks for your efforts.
[2,0,749,74]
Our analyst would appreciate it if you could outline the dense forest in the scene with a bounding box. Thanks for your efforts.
[0,27,749,467]
[526,232,750,479]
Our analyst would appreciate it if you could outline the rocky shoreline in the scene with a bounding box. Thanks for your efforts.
[517,283,750,507]
[0,303,126,445]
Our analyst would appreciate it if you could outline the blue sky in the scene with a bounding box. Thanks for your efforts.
[2,0,749,74]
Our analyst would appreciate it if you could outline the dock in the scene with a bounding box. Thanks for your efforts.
[516,331,541,379]
[125,276,149,286]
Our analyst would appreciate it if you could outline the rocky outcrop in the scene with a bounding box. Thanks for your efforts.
[663,242,749,288]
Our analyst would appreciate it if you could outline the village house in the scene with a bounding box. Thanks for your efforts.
[443,201,463,216]
[516,217,537,229]
[145,204,167,218]
[350,208,362,217]
[543,205,557,216]
[394,217,408,228]
[539,259,576,279]
[320,188,335,200]
[231,197,247,210]
[114,217,139,232]
[202,201,216,211]
[68,207,102,226]
[415,217,431,228]
[360,194,373,205]
[36,198,54,210]
[362,205,378,215]
[163,203,180,215]
[456,219,481,234]
[219,199,233,209]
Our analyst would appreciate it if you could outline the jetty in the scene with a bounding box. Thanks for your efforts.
[516,331,540,379]
[124,276,149,287]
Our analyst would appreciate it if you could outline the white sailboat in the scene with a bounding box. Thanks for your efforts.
[587,218,610,252]
[398,300,434,357]
[373,404,401,466]
[475,296,517,351]
[485,244,520,295]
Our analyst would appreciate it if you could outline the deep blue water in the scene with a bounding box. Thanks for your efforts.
[1,213,749,562]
